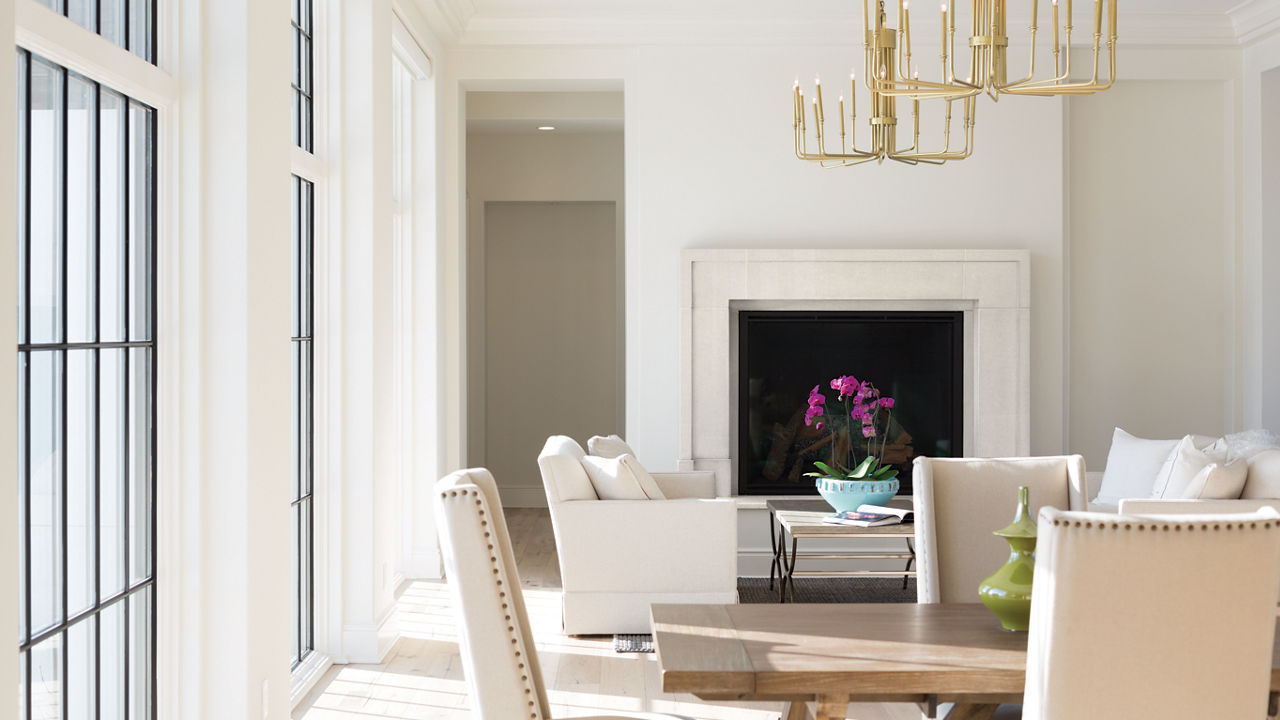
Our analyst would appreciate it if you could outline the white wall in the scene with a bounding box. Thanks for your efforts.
[1262,67,1280,430]
[465,130,625,497]
[1242,28,1280,433]
[1068,80,1231,467]
[450,44,1067,471]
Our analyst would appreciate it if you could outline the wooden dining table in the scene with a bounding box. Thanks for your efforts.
[651,602,1280,720]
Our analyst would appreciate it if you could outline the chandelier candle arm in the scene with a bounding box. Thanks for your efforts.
[793,0,1117,166]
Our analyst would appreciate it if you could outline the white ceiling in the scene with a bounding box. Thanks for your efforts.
[432,0,1278,46]
[468,0,1244,16]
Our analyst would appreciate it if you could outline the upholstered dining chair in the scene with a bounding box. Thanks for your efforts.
[1024,507,1280,719]
[433,467,693,720]
[913,455,1088,604]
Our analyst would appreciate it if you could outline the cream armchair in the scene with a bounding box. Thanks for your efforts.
[537,436,738,635]
[913,455,1088,604]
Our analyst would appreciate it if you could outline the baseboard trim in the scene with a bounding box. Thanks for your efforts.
[340,603,399,664]
[404,548,443,579]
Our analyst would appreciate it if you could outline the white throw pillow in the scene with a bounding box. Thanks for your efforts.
[1152,435,1228,499]
[580,453,666,500]
[587,434,637,459]
[1095,428,1180,505]
[1241,449,1280,499]
[1176,459,1249,500]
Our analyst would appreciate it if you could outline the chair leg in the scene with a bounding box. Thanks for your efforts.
[783,700,811,720]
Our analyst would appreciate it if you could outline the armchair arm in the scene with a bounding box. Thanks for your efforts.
[1085,471,1104,503]
[650,471,717,499]
[551,498,737,593]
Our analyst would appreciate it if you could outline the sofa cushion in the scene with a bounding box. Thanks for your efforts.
[1095,428,1179,505]
[581,454,666,500]
[587,434,636,459]
[1150,434,1218,498]
[1155,435,1229,499]
[1177,459,1248,500]
[1241,449,1280,499]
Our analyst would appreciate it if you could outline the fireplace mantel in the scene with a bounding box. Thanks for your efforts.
[678,249,1031,497]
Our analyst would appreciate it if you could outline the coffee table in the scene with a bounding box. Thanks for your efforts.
[767,498,915,602]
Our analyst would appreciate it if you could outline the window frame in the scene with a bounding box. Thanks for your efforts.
[15,45,159,720]
[13,2,176,719]
[289,0,333,703]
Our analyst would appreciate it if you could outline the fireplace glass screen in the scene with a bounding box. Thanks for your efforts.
[737,311,963,496]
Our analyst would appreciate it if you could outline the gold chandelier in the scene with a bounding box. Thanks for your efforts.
[793,0,1117,166]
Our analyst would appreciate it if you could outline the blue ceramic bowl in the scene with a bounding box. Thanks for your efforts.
[815,477,900,513]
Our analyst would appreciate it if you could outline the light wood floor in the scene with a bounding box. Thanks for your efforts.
[293,508,920,720]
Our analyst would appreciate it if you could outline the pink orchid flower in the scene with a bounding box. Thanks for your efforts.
[862,425,877,438]
[879,397,895,409]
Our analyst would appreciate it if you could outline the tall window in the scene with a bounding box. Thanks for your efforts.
[291,0,314,153]
[291,0,317,671]
[290,176,315,669]
[34,0,156,64]
[16,49,157,720]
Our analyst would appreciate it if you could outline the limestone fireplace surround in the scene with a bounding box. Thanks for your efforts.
[677,249,1031,499]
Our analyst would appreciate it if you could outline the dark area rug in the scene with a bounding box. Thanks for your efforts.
[738,575,918,604]
[613,576,918,652]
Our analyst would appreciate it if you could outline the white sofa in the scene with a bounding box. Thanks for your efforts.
[536,436,738,635]
[1086,434,1280,513]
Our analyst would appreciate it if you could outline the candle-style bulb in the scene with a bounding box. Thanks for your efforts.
[815,76,821,86]
[913,69,919,79]
[903,0,909,8]
[941,3,947,11]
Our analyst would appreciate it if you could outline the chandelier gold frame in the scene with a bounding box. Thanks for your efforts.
[794,0,1118,166]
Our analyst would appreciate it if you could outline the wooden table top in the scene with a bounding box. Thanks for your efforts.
[652,603,1280,701]
[769,498,916,538]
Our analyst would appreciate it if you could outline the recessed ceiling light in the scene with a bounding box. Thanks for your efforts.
[537,125,556,131]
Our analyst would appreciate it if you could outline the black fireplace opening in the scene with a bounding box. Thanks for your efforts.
[737,310,964,496]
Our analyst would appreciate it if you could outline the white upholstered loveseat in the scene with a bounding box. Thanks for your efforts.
[536,436,738,635]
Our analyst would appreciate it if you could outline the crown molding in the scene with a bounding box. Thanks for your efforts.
[413,0,477,43]
[457,11,1241,47]
[1230,0,1280,44]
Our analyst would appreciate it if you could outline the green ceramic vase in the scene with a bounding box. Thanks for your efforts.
[977,485,1037,632]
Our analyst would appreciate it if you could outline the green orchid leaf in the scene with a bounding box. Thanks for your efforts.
[812,461,838,476]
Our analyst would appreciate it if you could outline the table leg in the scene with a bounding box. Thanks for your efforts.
[783,532,793,599]
[769,509,779,591]
[941,704,999,720]
[777,523,792,602]
[903,537,916,590]
[813,695,850,720]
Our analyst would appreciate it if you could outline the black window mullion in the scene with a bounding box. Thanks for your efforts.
[59,62,70,720]
[21,47,33,718]
[148,103,158,720]
[120,84,132,720]
[93,73,103,720]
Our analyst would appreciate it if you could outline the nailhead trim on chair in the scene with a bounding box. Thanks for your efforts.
[1051,519,1275,531]
[442,486,544,720]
